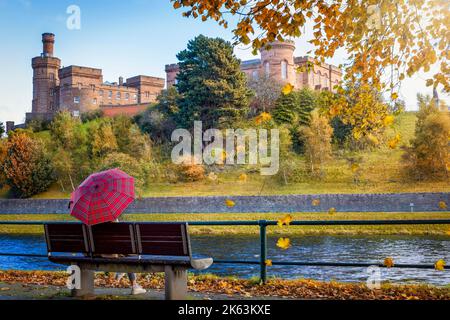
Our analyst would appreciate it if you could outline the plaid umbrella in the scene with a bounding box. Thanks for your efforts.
[70,168,135,225]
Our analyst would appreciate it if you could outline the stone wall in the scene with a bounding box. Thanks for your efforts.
[0,193,447,215]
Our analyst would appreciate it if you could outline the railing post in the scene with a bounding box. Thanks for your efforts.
[259,220,267,284]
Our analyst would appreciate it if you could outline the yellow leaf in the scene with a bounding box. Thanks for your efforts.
[173,1,181,9]
[388,134,401,149]
[255,112,272,125]
[281,83,294,95]
[351,163,360,173]
[328,208,337,215]
[277,214,293,227]
[384,257,394,268]
[225,199,235,208]
[208,172,218,181]
[435,259,446,271]
[391,92,399,100]
[265,260,273,267]
[439,201,447,210]
[277,238,291,250]
[383,115,395,126]
[312,199,321,207]
[238,173,248,182]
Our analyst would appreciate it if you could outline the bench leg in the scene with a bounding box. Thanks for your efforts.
[164,266,187,300]
[72,267,94,298]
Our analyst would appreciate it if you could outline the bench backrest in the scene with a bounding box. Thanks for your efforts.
[44,222,191,257]
[89,222,137,255]
[136,223,190,257]
[45,224,89,254]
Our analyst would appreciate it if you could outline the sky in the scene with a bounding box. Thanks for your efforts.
[0,0,447,123]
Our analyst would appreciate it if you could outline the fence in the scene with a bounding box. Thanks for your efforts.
[0,219,449,283]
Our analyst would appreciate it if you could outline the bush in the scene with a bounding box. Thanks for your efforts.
[172,156,205,182]
[1,131,55,198]
[403,101,449,180]
[81,109,104,123]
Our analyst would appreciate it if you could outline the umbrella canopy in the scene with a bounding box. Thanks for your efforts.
[70,168,135,225]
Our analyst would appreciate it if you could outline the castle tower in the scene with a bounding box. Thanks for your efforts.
[30,33,61,118]
[260,40,296,85]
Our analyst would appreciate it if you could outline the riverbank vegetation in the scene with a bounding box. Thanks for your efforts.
[0,270,449,300]
[1,212,449,236]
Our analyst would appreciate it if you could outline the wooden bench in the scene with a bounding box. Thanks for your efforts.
[44,222,213,300]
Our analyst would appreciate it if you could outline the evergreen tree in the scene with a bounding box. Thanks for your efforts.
[273,88,316,126]
[0,122,5,137]
[175,35,252,129]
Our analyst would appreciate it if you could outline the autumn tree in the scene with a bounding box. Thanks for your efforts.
[0,122,5,137]
[88,120,119,158]
[175,35,252,129]
[1,131,55,198]
[171,0,449,136]
[402,96,450,180]
[299,110,333,177]
[248,77,283,112]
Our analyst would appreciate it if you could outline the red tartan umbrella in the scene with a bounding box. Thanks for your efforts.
[70,168,135,225]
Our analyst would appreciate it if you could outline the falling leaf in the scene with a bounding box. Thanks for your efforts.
[438,201,447,210]
[208,172,218,181]
[225,199,236,208]
[281,83,294,95]
[435,259,446,271]
[312,199,321,207]
[265,260,273,267]
[384,257,394,268]
[277,214,293,227]
[238,173,248,182]
[277,238,291,250]
[328,208,337,215]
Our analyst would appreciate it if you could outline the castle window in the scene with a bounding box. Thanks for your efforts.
[116,92,121,100]
[108,91,112,99]
[49,73,55,81]
[73,110,80,117]
[49,89,54,96]
[281,60,288,80]
[74,96,80,104]
[252,70,259,81]
[78,83,82,90]
[145,92,150,98]
[90,84,95,91]
[264,62,270,78]
[133,94,137,101]
[99,90,104,97]
[125,93,130,100]
[93,98,97,105]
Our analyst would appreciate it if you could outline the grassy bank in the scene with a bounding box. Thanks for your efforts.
[0,270,449,300]
[0,211,449,236]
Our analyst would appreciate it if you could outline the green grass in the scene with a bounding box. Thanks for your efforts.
[0,212,449,236]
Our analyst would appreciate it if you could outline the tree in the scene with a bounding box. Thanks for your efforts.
[1,131,55,198]
[299,110,333,177]
[175,35,252,129]
[88,120,118,158]
[111,116,152,160]
[0,122,5,137]
[171,0,449,94]
[402,98,450,180]
[248,77,283,112]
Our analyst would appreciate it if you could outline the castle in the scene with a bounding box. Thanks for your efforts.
[26,34,341,124]
[166,40,342,94]
[28,33,165,122]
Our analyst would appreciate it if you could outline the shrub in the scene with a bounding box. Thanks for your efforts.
[81,109,104,123]
[1,131,55,198]
[172,156,205,182]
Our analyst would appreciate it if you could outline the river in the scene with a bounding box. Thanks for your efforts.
[0,234,449,286]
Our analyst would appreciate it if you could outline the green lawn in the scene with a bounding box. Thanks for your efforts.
[1,211,449,236]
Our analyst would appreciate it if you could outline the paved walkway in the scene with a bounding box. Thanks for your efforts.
[0,282,282,300]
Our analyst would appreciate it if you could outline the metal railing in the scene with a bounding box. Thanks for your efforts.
[0,219,449,283]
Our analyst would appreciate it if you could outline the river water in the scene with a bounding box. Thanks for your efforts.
[0,234,449,286]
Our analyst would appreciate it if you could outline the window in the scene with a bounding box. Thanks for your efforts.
[74,96,80,104]
[49,73,55,81]
[145,92,150,98]
[90,84,95,91]
[73,110,80,117]
[281,60,288,80]
[78,83,82,90]
[125,93,130,100]
[99,90,104,97]
[252,70,259,81]
[108,91,112,99]
[133,94,137,101]
[264,62,270,78]
[116,92,121,100]
[93,98,97,105]
[49,89,54,96]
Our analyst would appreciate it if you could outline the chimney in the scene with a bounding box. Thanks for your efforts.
[42,33,55,57]
[119,76,124,86]
[6,121,15,134]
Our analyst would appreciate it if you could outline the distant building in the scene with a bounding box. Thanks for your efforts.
[27,33,165,122]
[166,40,342,93]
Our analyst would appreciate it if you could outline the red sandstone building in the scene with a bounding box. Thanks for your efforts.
[166,40,342,93]
[28,33,165,122]
[26,34,341,124]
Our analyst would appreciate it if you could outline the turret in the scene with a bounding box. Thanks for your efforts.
[260,40,296,84]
